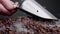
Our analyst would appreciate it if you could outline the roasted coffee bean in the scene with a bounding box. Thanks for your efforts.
[0,16,60,34]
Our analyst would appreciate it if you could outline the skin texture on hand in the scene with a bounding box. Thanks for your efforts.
[0,0,18,16]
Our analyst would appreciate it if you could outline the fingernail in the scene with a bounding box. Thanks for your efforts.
[13,2,19,8]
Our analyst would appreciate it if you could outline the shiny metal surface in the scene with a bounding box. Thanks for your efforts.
[20,0,57,20]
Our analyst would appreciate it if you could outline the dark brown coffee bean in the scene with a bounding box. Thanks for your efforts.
[0,16,59,34]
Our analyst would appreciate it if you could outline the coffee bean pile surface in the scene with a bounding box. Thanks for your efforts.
[0,16,60,34]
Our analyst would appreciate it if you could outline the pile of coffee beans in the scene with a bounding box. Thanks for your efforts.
[0,16,60,34]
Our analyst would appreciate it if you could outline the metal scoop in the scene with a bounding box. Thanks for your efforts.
[12,0,59,20]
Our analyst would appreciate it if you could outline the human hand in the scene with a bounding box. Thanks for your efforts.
[0,0,18,16]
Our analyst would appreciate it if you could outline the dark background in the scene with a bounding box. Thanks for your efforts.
[0,0,60,19]
[36,0,60,18]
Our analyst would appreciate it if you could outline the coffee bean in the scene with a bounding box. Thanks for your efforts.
[0,16,60,34]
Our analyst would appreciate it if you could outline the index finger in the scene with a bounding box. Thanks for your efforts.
[0,0,16,10]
